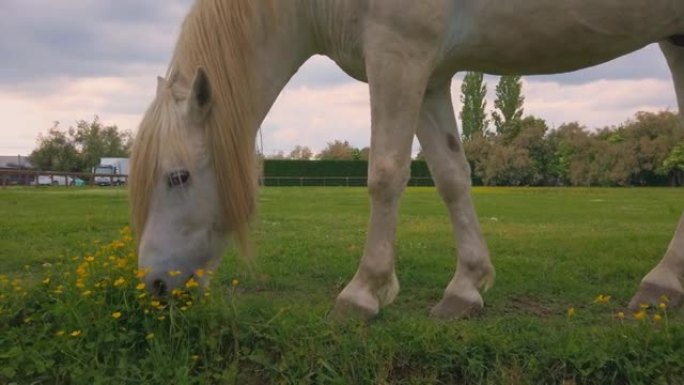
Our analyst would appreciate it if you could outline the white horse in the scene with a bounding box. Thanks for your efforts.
[130,0,684,319]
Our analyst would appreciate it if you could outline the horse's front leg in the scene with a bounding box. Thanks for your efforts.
[331,19,439,320]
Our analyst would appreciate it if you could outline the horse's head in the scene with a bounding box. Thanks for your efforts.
[130,68,228,295]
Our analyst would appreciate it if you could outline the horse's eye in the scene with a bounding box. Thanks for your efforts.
[167,170,190,187]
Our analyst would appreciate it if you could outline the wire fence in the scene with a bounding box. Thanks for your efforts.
[1,169,435,188]
[261,176,434,187]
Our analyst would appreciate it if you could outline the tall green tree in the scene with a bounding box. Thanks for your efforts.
[29,117,132,172]
[459,72,488,140]
[70,116,132,170]
[492,75,524,136]
[29,122,83,172]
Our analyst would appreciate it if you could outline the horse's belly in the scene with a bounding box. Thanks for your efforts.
[444,0,683,75]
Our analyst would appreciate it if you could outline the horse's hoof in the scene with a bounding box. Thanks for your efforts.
[628,281,683,310]
[430,294,483,320]
[330,295,379,321]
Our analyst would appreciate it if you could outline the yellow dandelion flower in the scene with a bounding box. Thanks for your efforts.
[593,294,611,304]
[168,270,182,277]
[146,333,155,340]
[112,311,123,319]
[566,307,576,318]
[195,269,205,278]
[180,306,188,311]
[135,268,150,279]
[114,277,126,287]
[639,303,650,310]
[231,279,239,288]
[75,280,86,289]
[171,289,183,297]
[660,294,669,303]
[659,302,667,311]
[653,314,663,322]
[138,293,147,299]
[157,315,166,321]
[55,330,65,337]
[151,300,161,308]
[616,311,625,320]
[42,277,51,285]
[136,283,146,291]
[634,310,647,321]
[185,278,199,289]
[70,330,82,337]
[186,301,193,307]
[108,256,116,261]
[115,258,128,269]
[84,256,95,263]
[82,290,92,297]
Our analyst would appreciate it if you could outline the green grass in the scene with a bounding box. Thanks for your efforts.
[1,186,684,384]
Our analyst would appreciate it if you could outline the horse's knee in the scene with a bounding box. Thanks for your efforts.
[367,158,410,199]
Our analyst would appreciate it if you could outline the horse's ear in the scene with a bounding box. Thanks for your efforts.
[156,76,167,96]
[187,67,212,121]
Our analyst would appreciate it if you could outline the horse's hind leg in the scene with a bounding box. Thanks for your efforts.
[415,83,495,319]
[629,41,684,309]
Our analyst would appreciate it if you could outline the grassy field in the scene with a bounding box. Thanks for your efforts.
[1,186,684,384]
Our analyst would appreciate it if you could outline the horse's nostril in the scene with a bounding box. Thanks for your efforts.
[152,279,168,296]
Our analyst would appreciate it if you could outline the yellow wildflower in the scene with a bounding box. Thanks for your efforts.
[136,283,146,291]
[138,293,147,299]
[55,330,65,337]
[135,268,150,279]
[639,303,650,310]
[616,311,625,320]
[653,314,663,322]
[84,256,95,263]
[75,280,86,289]
[593,294,611,304]
[146,333,155,340]
[180,306,188,311]
[659,302,667,311]
[194,269,205,278]
[231,279,239,288]
[115,258,128,269]
[114,277,126,287]
[82,290,92,297]
[151,300,161,308]
[660,294,669,303]
[185,278,199,289]
[168,270,182,277]
[158,315,166,321]
[171,289,183,297]
[634,310,647,321]
[42,277,51,285]
[566,307,576,318]
[112,311,122,319]
[70,330,82,337]
[191,355,199,361]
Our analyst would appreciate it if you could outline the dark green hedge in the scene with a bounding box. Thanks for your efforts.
[261,160,433,187]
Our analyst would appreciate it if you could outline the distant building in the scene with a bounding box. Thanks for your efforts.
[0,155,33,185]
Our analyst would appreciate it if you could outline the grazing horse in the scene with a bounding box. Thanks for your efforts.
[130,0,684,319]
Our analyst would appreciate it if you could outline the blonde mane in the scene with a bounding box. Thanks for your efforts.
[130,0,259,255]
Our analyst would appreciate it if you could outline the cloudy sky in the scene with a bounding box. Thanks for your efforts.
[0,0,678,157]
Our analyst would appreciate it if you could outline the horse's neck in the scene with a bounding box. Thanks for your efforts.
[250,1,317,130]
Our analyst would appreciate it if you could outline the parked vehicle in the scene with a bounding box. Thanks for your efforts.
[92,158,130,186]
[33,175,75,186]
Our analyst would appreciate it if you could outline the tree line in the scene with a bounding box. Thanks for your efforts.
[268,74,684,187]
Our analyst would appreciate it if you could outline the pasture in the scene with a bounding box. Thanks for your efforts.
[1,187,683,384]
